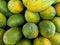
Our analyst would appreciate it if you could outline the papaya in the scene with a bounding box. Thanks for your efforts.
[54,3,60,16]
[22,0,55,12]
[22,23,39,39]
[40,6,56,19]
[49,32,60,45]
[8,0,24,13]
[33,37,51,45]
[52,17,60,32]
[25,10,40,23]
[16,39,31,45]
[39,20,56,38]
[3,27,22,45]
[0,0,12,17]
[0,13,6,27]
[54,0,60,4]
[7,14,25,27]
[0,28,5,42]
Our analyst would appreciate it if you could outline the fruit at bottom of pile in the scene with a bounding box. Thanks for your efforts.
[39,20,56,38]
[16,39,31,45]
[3,27,22,45]
[7,14,25,27]
[8,0,24,13]
[22,0,55,12]
[0,13,6,27]
[22,23,39,39]
[49,32,60,45]
[33,37,51,45]
[52,17,60,32]
[25,10,40,23]
[40,6,56,19]
[54,3,60,16]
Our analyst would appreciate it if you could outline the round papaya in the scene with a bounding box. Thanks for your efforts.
[54,3,60,16]
[40,6,56,19]
[49,32,60,45]
[39,20,56,38]
[25,10,40,23]
[52,17,60,32]
[0,13,6,27]
[16,39,31,45]
[8,0,24,13]
[22,23,39,39]
[33,37,51,45]
[7,14,25,27]
[3,27,22,45]
[22,0,55,12]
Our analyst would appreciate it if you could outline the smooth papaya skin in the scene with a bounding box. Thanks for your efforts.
[34,37,51,45]
[22,23,39,39]
[3,27,22,45]
[25,10,40,23]
[40,6,56,19]
[39,20,56,38]
[22,0,55,12]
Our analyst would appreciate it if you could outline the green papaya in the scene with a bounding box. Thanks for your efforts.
[0,28,5,42]
[16,39,31,45]
[7,14,25,27]
[0,13,6,28]
[0,0,12,17]
[3,27,22,45]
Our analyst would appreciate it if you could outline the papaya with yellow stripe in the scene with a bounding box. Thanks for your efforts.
[49,32,60,45]
[25,10,40,23]
[40,6,56,19]
[33,37,51,45]
[22,0,55,12]
[54,3,60,16]
[8,0,24,13]
[52,17,60,32]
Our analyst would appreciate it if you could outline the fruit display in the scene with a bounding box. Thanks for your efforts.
[0,0,60,45]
